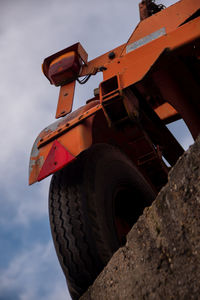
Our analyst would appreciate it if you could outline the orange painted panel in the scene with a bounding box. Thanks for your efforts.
[102,17,200,89]
[29,118,94,185]
[56,81,75,118]
[154,103,179,121]
[123,0,200,55]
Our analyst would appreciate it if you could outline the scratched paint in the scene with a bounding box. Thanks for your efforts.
[43,104,89,133]
[38,102,101,148]
[29,131,47,177]
[29,159,36,177]
[30,135,41,158]
[29,101,101,184]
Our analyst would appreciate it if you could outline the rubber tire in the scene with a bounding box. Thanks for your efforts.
[49,143,155,299]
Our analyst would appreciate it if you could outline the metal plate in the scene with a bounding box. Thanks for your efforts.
[126,28,166,53]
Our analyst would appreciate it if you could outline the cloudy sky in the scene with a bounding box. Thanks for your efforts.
[0,0,193,299]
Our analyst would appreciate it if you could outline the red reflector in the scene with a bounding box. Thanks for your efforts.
[37,140,75,181]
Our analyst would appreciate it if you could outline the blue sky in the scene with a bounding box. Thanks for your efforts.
[0,0,193,299]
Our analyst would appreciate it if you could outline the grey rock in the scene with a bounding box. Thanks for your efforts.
[81,135,200,300]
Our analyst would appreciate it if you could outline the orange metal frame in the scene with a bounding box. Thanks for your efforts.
[29,0,200,187]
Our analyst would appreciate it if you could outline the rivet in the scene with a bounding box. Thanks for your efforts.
[108,52,115,59]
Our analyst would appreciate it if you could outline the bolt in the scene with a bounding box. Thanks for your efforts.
[99,66,107,71]
[108,52,115,59]
[94,88,100,96]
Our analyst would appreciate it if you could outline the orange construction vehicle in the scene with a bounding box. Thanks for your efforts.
[29,0,200,298]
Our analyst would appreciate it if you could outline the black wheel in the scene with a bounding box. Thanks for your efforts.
[49,143,155,299]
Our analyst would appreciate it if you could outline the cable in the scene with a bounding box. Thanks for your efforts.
[77,74,92,85]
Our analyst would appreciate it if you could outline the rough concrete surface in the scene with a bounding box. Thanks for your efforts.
[81,135,200,300]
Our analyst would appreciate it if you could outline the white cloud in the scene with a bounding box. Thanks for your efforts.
[0,241,71,300]
[0,0,142,229]
[0,178,50,227]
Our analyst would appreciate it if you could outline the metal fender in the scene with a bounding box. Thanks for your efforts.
[29,101,102,185]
